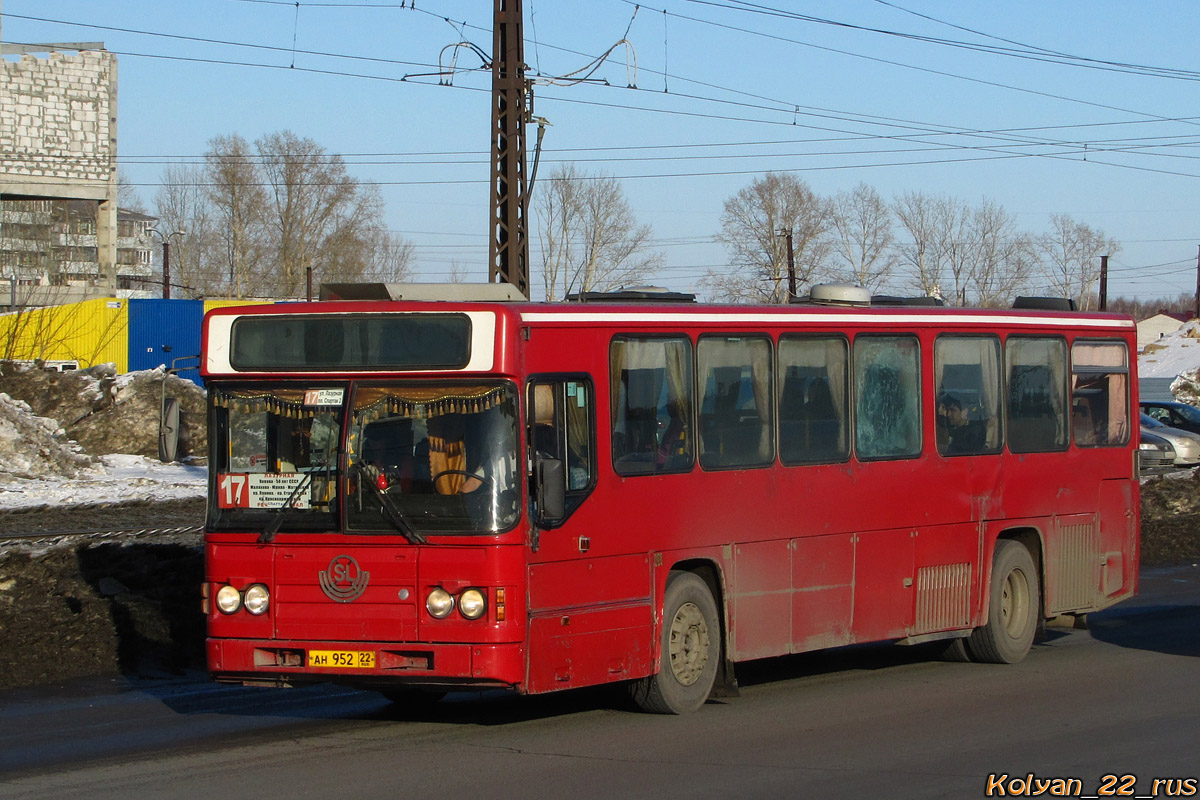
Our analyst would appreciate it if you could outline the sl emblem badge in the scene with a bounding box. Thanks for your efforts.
[319,555,369,603]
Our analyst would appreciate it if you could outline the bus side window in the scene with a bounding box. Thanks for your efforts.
[778,336,849,465]
[1071,340,1130,448]
[697,335,774,470]
[854,336,921,460]
[935,335,1002,456]
[611,337,694,475]
[1006,337,1068,453]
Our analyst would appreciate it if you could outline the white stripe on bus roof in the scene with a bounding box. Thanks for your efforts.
[519,311,1133,329]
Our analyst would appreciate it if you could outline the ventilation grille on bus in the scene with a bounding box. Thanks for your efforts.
[566,286,696,303]
[1012,296,1077,311]
[870,295,945,307]
[1053,522,1099,611]
[915,562,972,633]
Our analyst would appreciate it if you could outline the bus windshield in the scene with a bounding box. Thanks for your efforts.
[346,381,520,534]
[207,381,521,535]
[208,385,344,532]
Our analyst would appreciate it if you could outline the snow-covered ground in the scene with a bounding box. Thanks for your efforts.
[1139,321,1200,406]
[0,454,206,510]
[0,378,207,511]
[1138,320,1200,379]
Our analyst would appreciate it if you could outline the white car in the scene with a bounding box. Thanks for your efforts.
[1139,430,1177,474]
[1140,413,1200,467]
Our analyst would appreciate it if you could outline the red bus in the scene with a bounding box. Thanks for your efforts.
[201,286,1139,713]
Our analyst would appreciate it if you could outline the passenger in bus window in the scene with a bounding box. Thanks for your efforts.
[937,394,985,454]
[656,406,686,468]
[1072,399,1099,446]
[532,384,559,459]
[532,383,590,490]
[361,417,418,492]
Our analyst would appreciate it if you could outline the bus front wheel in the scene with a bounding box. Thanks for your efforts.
[630,571,720,714]
[967,540,1040,664]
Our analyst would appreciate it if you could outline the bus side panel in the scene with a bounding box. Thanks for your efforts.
[730,539,792,660]
[1097,477,1138,604]
[525,554,654,694]
[791,533,854,652]
[851,528,915,643]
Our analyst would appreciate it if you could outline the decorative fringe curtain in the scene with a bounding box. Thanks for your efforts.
[212,388,317,419]
[353,385,506,425]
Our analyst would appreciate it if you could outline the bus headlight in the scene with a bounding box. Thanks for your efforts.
[459,588,487,620]
[215,584,242,614]
[243,584,270,615]
[426,587,455,619]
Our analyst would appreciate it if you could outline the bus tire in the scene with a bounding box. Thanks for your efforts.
[629,571,720,714]
[966,539,1040,664]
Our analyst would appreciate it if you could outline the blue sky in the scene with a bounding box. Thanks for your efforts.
[4,1,1199,301]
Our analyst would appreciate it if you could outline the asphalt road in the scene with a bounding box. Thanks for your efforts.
[2,565,1197,800]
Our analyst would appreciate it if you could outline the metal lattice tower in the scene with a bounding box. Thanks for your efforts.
[489,0,529,297]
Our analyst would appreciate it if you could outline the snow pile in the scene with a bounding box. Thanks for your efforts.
[0,454,206,510]
[70,366,207,458]
[0,392,95,479]
[1137,321,1200,404]
[0,362,208,510]
[1139,320,1200,380]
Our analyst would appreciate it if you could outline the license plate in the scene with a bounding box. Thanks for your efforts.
[308,650,376,669]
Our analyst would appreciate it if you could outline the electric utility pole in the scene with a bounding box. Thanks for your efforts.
[489,0,530,297]
[1099,254,1108,311]
[1194,245,1200,321]
[782,229,796,301]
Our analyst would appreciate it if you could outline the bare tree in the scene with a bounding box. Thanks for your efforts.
[357,224,415,284]
[118,171,147,214]
[828,183,896,293]
[160,131,413,298]
[710,173,830,303]
[893,191,943,297]
[930,195,974,306]
[154,163,224,298]
[205,134,267,299]
[1036,214,1121,310]
[318,212,413,289]
[535,163,661,301]
[967,199,1035,307]
[257,131,385,296]
[1107,292,1193,321]
[537,163,581,301]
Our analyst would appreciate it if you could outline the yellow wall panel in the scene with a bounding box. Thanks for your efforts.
[0,298,129,370]
[203,299,274,315]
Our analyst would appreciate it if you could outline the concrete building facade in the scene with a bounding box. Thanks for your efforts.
[1,26,120,290]
[0,199,157,307]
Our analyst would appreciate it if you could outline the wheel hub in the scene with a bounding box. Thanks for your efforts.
[668,601,710,686]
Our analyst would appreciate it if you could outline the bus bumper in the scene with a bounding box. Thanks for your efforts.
[207,638,526,691]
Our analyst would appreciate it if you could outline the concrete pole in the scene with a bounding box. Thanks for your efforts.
[1099,254,1108,311]
[162,238,171,299]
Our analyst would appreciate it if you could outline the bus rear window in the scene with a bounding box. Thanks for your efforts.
[230,313,471,370]
[1071,340,1130,447]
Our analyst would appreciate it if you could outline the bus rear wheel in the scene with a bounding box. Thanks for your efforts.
[966,539,1040,664]
[630,571,720,714]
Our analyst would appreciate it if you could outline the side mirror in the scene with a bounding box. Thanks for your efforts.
[535,457,566,524]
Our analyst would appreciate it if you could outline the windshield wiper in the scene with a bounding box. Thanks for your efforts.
[257,472,313,544]
[355,465,427,545]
